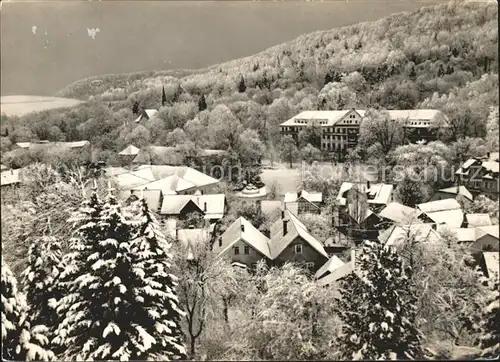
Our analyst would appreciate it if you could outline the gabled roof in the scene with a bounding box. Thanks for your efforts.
[132,175,196,195]
[144,109,159,118]
[159,194,225,219]
[417,198,462,213]
[466,213,493,228]
[160,195,202,215]
[284,190,323,203]
[314,255,345,279]
[450,228,485,243]
[0,169,21,186]
[417,199,464,228]
[477,225,500,240]
[269,210,328,259]
[113,168,156,189]
[218,217,271,259]
[14,141,90,149]
[482,252,499,281]
[437,185,474,202]
[379,223,443,247]
[281,110,352,127]
[337,182,393,206]
[136,165,219,189]
[385,109,443,121]
[118,145,140,156]
[128,189,162,211]
[104,167,130,177]
[378,202,422,224]
[456,157,499,177]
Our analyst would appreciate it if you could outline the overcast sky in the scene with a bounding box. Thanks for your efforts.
[1,1,444,96]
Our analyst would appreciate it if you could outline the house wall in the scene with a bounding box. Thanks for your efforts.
[297,199,321,214]
[273,235,328,272]
[215,238,269,268]
[471,235,499,253]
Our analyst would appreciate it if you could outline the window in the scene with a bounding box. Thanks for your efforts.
[305,262,314,269]
[218,238,222,247]
[244,245,250,255]
[294,244,303,254]
[234,246,240,255]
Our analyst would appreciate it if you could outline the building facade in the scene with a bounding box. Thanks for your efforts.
[280,109,446,157]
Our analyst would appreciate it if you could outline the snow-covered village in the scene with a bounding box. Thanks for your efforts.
[0,0,499,361]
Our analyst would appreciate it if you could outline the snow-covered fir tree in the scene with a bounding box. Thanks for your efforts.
[128,197,186,360]
[337,241,423,360]
[21,231,64,338]
[54,190,186,360]
[2,259,55,361]
[477,279,499,359]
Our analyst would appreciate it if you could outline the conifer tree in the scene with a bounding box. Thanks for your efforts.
[21,228,64,342]
[238,75,247,93]
[54,189,186,360]
[198,94,207,111]
[2,259,54,361]
[128,197,187,360]
[337,241,423,360]
[477,279,499,359]
[132,101,139,115]
[162,86,167,107]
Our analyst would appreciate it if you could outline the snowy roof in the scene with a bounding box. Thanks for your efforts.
[128,189,163,211]
[281,110,353,127]
[423,209,464,229]
[218,217,272,259]
[478,225,500,240]
[380,224,443,247]
[314,255,345,279]
[145,109,159,118]
[482,252,499,281]
[417,198,461,213]
[14,140,90,150]
[466,213,493,228]
[337,182,393,206]
[437,185,474,202]
[280,109,444,127]
[269,210,328,259]
[113,168,156,190]
[450,228,484,243]
[132,175,196,195]
[160,194,225,219]
[136,165,219,189]
[284,190,323,203]
[104,167,130,177]
[118,145,140,156]
[0,168,21,186]
[0,164,9,171]
[378,202,422,224]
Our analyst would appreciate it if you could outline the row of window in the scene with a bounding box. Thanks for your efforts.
[407,121,430,126]
[233,244,304,255]
[323,135,350,140]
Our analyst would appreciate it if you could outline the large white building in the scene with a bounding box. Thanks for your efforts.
[280,109,447,154]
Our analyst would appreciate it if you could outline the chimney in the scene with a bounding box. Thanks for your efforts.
[281,210,285,219]
[487,152,491,159]
[241,223,245,233]
[203,202,207,212]
[366,180,371,190]
[283,220,289,236]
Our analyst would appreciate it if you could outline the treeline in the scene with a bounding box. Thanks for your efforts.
[1,1,498,167]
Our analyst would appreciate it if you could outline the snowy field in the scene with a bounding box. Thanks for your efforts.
[1,95,83,117]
